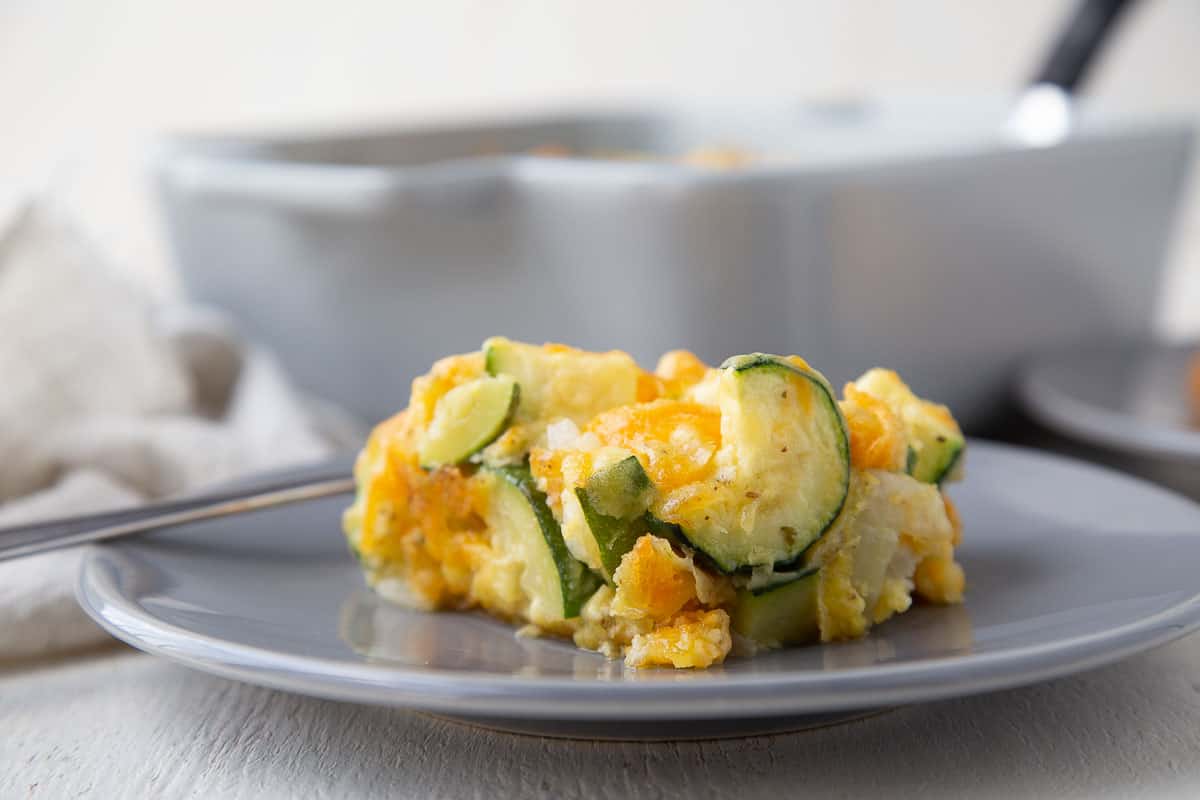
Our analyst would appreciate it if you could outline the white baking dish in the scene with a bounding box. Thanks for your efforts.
[151,99,1193,427]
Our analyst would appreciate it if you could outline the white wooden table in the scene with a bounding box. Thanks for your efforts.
[5,633,1200,799]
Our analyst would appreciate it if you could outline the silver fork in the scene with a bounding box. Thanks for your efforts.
[0,467,354,562]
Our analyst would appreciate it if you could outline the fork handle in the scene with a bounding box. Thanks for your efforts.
[0,472,354,563]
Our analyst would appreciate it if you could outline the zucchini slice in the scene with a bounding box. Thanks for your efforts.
[581,455,654,519]
[666,354,850,573]
[574,456,656,580]
[853,369,964,484]
[483,337,640,425]
[418,375,519,467]
[910,426,963,485]
[575,492,645,582]
[484,465,602,619]
[731,568,821,647]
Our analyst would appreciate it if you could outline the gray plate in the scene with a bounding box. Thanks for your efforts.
[1020,341,1200,463]
[77,442,1200,739]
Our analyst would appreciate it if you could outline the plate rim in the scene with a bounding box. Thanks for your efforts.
[77,441,1200,720]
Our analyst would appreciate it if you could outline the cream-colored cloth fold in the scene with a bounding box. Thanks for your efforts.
[0,203,364,660]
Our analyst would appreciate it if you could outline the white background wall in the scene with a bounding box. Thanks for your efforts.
[2,0,1197,335]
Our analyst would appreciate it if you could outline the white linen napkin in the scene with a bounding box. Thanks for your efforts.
[0,203,364,660]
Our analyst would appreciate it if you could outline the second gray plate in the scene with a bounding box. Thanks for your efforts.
[77,442,1200,739]
[1020,341,1200,462]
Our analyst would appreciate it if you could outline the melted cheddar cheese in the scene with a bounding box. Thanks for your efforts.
[344,341,966,669]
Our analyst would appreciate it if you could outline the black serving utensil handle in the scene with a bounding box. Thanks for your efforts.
[1030,0,1138,92]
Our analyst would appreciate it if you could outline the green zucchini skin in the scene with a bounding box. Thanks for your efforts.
[483,337,639,426]
[641,514,690,552]
[574,455,731,579]
[669,354,850,574]
[575,488,646,581]
[731,567,821,647]
[417,376,519,468]
[491,465,602,618]
[575,499,707,583]
[851,368,964,485]
[574,456,661,581]
[581,455,653,519]
[911,437,964,485]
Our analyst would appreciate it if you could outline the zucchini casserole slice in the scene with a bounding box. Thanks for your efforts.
[343,338,966,669]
